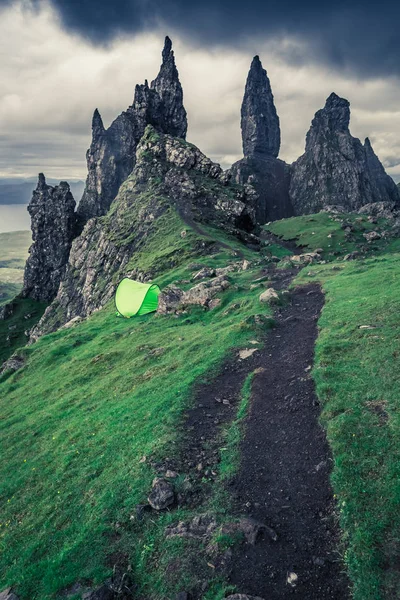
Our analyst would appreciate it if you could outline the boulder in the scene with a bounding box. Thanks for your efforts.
[148,477,175,510]
[182,276,230,308]
[0,355,25,376]
[363,231,381,242]
[165,513,218,540]
[290,252,321,265]
[192,267,216,281]
[259,288,279,304]
[157,285,184,315]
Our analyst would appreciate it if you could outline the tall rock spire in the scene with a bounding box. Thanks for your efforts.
[230,55,292,224]
[151,36,187,139]
[91,108,105,138]
[77,36,187,224]
[290,93,400,214]
[241,56,281,158]
[22,174,76,302]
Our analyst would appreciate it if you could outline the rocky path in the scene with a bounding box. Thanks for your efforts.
[228,281,350,599]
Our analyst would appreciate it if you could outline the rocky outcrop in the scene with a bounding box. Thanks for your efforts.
[22,174,76,302]
[77,36,187,223]
[30,126,255,339]
[290,93,400,214]
[0,354,25,376]
[230,56,292,224]
[358,201,400,218]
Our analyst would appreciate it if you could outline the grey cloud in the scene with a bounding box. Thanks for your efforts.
[0,3,399,184]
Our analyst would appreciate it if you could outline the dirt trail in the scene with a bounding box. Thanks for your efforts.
[228,282,350,599]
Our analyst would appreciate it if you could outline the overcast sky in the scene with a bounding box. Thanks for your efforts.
[0,0,399,183]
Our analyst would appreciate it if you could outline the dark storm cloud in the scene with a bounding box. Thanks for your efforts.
[7,0,400,77]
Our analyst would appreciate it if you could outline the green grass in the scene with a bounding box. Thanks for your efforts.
[0,220,271,599]
[266,211,395,260]
[0,230,31,304]
[295,253,400,599]
[4,203,400,599]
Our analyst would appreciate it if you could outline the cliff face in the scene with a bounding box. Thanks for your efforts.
[30,126,256,339]
[77,37,187,224]
[22,174,76,302]
[230,56,293,224]
[289,93,400,214]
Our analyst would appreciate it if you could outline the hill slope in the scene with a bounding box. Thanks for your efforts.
[2,194,400,597]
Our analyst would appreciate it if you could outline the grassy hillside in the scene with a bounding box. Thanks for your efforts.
[266,211,400,259]
[0,211,271,599]
[2,208,400,599]
[0,230,31,305]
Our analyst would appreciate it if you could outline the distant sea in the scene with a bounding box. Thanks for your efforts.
[0,205,30,233]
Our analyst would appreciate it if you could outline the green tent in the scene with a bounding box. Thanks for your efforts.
[115,278,160,318]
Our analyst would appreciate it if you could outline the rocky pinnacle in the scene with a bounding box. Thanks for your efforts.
[290,92,400,214]
[22,174,76,302]
[151,36,187,139]
[241,56,281,158]
[77,36,187,223]
[230,55,292,224]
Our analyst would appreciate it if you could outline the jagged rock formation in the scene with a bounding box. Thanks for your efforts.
[290,93,400,214]
[21,174,76,302]
[241,56,280,159]
[230,56,292,224]
[30,126,256,339]
[77,36,187,223]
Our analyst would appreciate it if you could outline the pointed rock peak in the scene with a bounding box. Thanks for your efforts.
[37,173,47,189]
[321,92,350,130]
[150,36,187,139]
[92,109,104,135]
[326,91,346,105]
[364,137,372,148]
[155,36,177,78]
[163,36,173,61]
[241,55,280,158]
[250,55,262,69]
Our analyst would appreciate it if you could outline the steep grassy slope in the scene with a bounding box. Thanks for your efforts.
[0,230,30,304]
[3,202,400,599]
[0,211,270,599]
